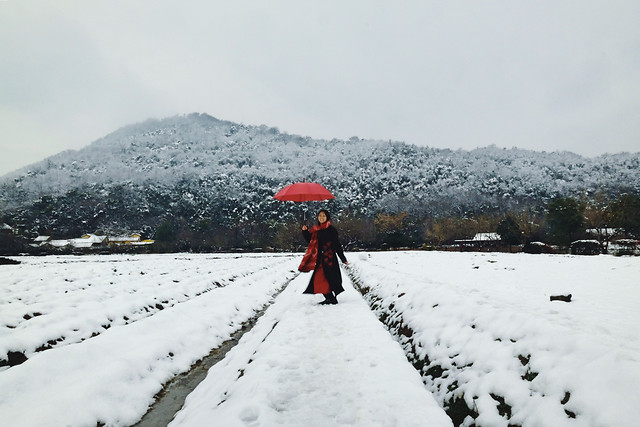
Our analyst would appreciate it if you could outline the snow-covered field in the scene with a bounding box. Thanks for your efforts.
[348,252,640,427]
[1,252,638,426]
[0,254,299,426]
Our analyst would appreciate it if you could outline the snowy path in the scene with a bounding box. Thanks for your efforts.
[170,269,453,427]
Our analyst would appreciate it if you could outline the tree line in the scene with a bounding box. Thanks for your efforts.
[1,192,638,256]
[148,192,640,253]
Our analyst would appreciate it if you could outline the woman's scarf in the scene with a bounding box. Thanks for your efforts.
[298,221,331,272]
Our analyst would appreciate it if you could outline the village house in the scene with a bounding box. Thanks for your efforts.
[33,234,106,249]
[71,234,108,248]
[32,233,153,250]
[49,239,73,248]
[609,239,640,256]
[570,240,602,255]
[32,235,51,246]
[107,233,154,246]
[108,233,142,245]
[455,233,502,250]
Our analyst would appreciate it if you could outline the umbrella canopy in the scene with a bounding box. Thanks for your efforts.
[273,182,335,202]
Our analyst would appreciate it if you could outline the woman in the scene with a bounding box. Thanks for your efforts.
[299,210,349,304]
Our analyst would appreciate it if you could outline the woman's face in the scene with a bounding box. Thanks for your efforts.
[318,211,328,224]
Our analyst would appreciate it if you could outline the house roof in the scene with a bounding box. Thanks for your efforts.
[80,234,107,243]
[586,228,618,235]
[455,232,502,244]
[130,240,154,245]
[70,239,95,248]
[109,234,141,242]
[472,233,501,241]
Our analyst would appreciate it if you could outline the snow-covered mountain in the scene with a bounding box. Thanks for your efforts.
[1,113,639,237]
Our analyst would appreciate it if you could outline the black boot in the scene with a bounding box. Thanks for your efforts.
[327,292,338,305]
[319,293,337,305]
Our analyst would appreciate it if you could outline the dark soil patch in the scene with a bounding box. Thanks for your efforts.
[0,351,28,368]
[491,393,513,418]
[445,395,478,426]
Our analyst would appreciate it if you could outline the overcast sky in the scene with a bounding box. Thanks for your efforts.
[1,1,639,177]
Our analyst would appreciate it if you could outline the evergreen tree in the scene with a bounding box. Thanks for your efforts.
[154,220,177,252]
[610,193,640,238]
[497,215,522,245]
[546,197,584,246]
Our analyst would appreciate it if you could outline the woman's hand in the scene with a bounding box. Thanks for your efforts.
[301,225,308,231]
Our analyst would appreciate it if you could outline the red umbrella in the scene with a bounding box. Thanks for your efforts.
[274,182,335,224]
[273,182,335,202]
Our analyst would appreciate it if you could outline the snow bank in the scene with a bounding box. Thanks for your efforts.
[348,251,640,426]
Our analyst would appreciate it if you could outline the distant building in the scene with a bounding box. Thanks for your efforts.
[131,239,155,246]
[585,228,618,237]
[49,239,72,248]
[32,232,152,251]
[455,233,502,250]
[34,234,106,249]
[522,241,557,254]
[69,234,107,248]
[570,240,601,255]
[108,233,154,246]
[609,239,640,256]
[33,235,51,245]
[472,233,501,242]
[108,233,141,245]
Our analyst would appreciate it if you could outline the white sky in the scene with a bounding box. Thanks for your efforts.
[1,1,639,177]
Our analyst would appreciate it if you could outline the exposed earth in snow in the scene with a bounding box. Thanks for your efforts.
[1,252,638,426]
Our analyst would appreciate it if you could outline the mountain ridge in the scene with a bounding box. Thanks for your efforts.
[1,112,639,239]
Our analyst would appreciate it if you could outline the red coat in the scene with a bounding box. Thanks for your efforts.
[302,225,347,295]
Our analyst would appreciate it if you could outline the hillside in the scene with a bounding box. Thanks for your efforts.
[1,113,639,241]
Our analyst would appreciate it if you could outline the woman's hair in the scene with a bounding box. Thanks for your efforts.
[317,209,331,223]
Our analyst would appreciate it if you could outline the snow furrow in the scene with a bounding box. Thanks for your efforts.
[0,254,294,367]
[348,251,640,427]
[0,254,299,426]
